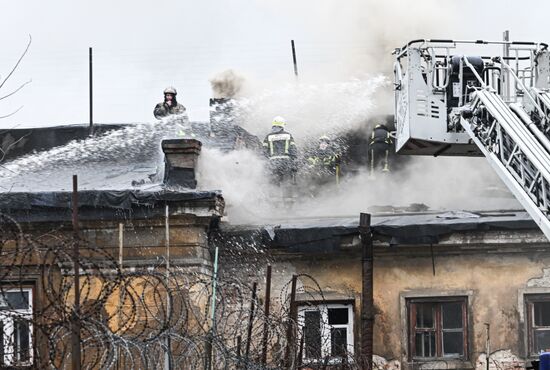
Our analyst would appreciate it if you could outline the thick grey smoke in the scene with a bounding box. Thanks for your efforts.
[196,0,517,224]
[234,75,388,140]
[209,69,246,99]
[197,148,517,224]
[210,0,461,139]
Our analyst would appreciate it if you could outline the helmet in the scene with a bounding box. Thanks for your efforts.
[164,86,177,95]
[272,116,286,127]
[375,124,388,130]
[319,135,331,143]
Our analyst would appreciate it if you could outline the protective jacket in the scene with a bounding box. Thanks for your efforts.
[370,126,392,146]
[154,101,187,119]
[307,147,340,175]
[369,125,392,173]
[262,127,297,160]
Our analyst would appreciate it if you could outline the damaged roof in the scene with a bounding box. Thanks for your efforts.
[217,210,540,252]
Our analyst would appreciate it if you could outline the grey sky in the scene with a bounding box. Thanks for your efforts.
[0,0,543,128]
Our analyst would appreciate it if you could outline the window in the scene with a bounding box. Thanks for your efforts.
[0,288,33,367]
[526,295,550,355]
[298,302,354,364]
[408,297,467,360]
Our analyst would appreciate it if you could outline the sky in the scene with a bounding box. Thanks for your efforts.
[0,0,545,128]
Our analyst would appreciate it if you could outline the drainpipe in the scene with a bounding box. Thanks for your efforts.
[359,213,374,369]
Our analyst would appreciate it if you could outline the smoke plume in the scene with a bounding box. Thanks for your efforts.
[209,69,246,99]
[196,0,517,224]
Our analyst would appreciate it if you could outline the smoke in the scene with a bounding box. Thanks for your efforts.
[192,0,518,224]
[197,147,517,224]
[232,75,389,141]
[197,148,275,222]
[209,69,247,99]
[1,0,515,224]
[295,157,518,218]
[208,0,462,139]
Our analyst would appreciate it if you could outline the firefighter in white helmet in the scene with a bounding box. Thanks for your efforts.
[154,86,188,119]
[262,116,298,184]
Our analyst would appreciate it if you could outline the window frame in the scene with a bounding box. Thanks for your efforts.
[525,294,550,356]
[0,287,34,367]
[297,301,354,364]
[407,296,468,361]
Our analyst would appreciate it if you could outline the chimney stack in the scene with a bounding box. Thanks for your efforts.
[161,139,202,189]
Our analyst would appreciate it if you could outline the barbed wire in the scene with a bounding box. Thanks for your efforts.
[0,213,368,369]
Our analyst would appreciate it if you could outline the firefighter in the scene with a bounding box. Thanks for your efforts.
[369,124,392,174]
[306,135,341,186]
[154,87,188,119]
[262,116,298,185]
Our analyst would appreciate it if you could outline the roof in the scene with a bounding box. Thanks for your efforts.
[0,189,224,223]
[218,210,539,252]
[0,119,259,193]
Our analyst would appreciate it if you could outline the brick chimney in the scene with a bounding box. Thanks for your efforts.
[161,139,202,189]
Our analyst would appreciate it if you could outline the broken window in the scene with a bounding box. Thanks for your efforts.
[0,288,33,367]
[526,295,550,355]
[298,303,354,364]
[408,297,467,360]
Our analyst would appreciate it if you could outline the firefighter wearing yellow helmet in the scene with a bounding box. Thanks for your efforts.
[262,116,298,184]
[306,134,341,186]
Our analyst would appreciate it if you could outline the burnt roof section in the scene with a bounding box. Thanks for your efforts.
[217,210,538,252]
[0,189,224,223]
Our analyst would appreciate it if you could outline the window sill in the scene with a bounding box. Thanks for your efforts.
[406,358,473,370]
[302,357,354,366]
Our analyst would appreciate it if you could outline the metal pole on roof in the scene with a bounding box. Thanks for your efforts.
[71,175,82,370]
[89,47,94,136]
[291,40,299,77]
[359,213,373,370]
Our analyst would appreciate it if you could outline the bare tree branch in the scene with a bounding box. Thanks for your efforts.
[0,79,32,101]
[0,131,31,162]
[0,123,21,136]
[0,105,24,119]
[0,34,32,91]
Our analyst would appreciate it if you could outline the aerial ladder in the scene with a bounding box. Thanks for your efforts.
[393,39,550,240]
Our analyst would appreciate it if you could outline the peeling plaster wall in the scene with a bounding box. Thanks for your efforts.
[373,251,550,363]
[250,244,550,368]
